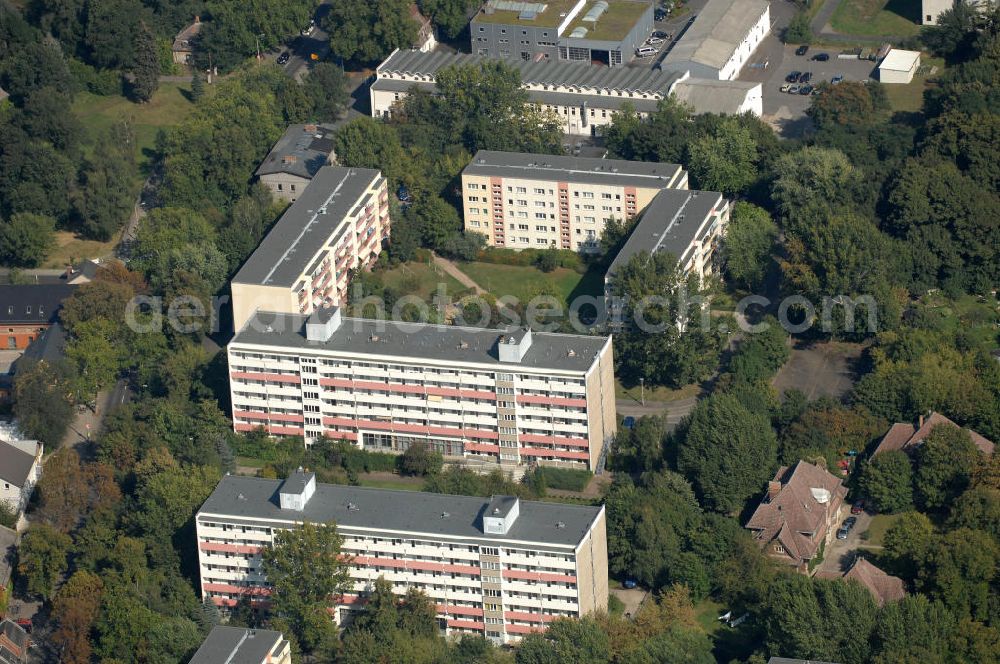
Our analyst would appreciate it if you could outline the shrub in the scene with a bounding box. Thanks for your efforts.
[784,12,813,44]
[67,59,121,96]
[398,443,444,476]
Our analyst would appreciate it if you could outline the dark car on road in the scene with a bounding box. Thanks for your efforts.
[653,30,669,39]
[786,70,802,83]
[798,71,812,83]
[798,85,813,95]
[811,52,830,61]
[851,499,866,514]
[795,44,809,56]
[277,51,290,65]
[655,9,667,20]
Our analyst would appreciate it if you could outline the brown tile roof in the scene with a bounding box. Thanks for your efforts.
[873,412,994,457]
[745,461,848,561]
[842,557,906,606]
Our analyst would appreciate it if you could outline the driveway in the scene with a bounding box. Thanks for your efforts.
[815,509,873,576]
[771,341,864,400]
[610,586,648,619]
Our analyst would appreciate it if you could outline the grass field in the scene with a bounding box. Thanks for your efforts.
[616,380,700,404]
[863,513,903,547]
[41,230,117,268]
[377,260,468,301]
[72,82,197,173]
[883,56,945,113]
[831,0,921,37]
[356,475,424,491]
[458,262,602,304]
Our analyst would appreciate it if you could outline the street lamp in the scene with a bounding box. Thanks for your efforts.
[639,377,645,406]
[255,33,265,62]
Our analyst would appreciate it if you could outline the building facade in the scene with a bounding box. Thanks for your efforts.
[660,0,770,80]
[227,308,616,472]
[196,471,608,644]
[471,0,653,68]
[190,626,291,664]
[370,50,763,134]
[877,49,921,84]
[0,284,77,350]
[255,124,338,203]
[0,437,42,523]
[230,167,390,332]
[461,150,687,251]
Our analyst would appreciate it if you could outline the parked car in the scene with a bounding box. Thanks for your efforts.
[787,84,801,94]
[798,71,812,83]
[798,85,813,95]
[780,83,791,92]
[277,51,291,65]
[851,499,866,514]
[811,52,830,61]
[795,44,809,56]
[623,578,638,589]
[654,9,667,20]
[623,416,636,429]
[397,185,412,203]
[647,37,664,45]
[837,527,850,540]
[786,71,802,83]
[301,19,316,36]
[636,46,657,57]
[845,516,858,528]
[652,30,669,39]
[831,74,844,84]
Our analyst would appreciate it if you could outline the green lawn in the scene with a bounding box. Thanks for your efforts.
[41,230,117,268]
[695,599,725,634]
[863,513,903,547]
[356,475,424,491]
[831,0,921,37]
[72,82,197,174]
[616,380,700,404]
[458,262,602,304]
[883,56,945,113]
[377,260,468,302]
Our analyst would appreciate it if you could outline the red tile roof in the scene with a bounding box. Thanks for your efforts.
[842,557,906,606]
[873,412,994,457]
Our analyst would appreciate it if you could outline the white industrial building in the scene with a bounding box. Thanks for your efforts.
[878,49,921,84]
[660,0,771,81]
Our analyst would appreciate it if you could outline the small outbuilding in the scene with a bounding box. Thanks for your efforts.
[878,48,921,84]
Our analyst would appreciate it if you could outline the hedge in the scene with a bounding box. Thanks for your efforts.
[535,466,593,492]
[474,247,583,271]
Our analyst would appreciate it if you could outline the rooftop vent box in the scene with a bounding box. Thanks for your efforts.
[306,306,342,342]
[483,496,520,535]
[497,327,533,363]
[279,468,316,511]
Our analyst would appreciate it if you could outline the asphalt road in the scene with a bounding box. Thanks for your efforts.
[273,1,333,81]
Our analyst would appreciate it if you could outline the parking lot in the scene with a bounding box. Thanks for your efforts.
[740,44,878,133]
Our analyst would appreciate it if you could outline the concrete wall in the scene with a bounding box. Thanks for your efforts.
[575,508,609,616]
[258,173,313,203]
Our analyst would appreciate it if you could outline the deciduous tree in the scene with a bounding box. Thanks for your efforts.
[0,212,54,267]
[51,570,104,664]
[723,202,777,290]
[915,423,980,510]
[16,523,72,600]
[859,450,914,513]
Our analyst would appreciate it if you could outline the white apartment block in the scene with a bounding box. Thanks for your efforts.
[227,308,616,472]
[370,50,764,136]
[196,471,608,644]
[923,0,997,24]
[604,189,730,312]
[660,0,771,81]
[461,150,687,252]
[230,166,390,332]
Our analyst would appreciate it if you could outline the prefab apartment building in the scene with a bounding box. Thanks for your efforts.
[227,307,617,472]
[196,470,608,644]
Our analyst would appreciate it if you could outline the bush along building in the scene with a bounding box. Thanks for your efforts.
[196,469,608,644]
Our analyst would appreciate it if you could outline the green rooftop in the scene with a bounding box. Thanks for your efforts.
[473,0,582,29]
[565,0,649,42]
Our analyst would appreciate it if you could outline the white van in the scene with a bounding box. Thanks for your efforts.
[636,46,657,57]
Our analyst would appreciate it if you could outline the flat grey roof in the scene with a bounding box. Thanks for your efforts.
[607,189,723,276]
[670,78,759,115]
[378,49,683,96]
[232,312,609,374]
[199,475,603,548]
[189,626,284,664]
[255,124,337,180]
[233,166,381,288]
[662,0,769,70]
[464,150,682,188]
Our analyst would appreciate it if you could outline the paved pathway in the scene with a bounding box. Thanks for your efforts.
[431,253,487,295]
[615,395,698,432]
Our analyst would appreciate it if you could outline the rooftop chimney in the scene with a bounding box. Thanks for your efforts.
[767,480,781,501]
